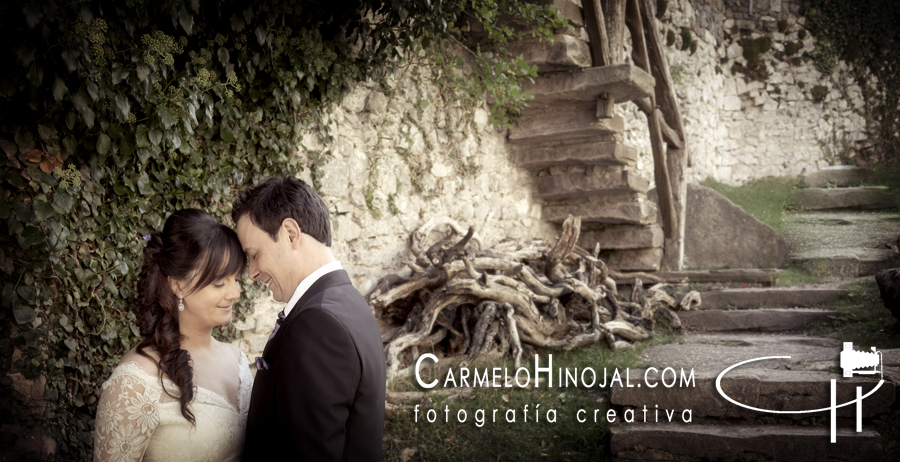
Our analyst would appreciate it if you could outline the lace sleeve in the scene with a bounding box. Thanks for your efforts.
[93,364,160,462]
[237,351,254,417]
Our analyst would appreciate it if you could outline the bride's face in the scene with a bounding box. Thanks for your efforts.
[175,271,242,329]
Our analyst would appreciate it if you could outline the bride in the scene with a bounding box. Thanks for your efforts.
[94,209,253,461]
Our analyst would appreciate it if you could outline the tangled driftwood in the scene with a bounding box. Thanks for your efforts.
[370,216,701,381]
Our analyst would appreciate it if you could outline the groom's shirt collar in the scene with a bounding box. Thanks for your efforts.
[283,260,343,318]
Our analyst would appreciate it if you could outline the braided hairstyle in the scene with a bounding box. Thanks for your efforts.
[134,209,246,425]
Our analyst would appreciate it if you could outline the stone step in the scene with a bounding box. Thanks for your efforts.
[542,197,657,225]
[800,165,873,188]
[782,211,900,277]
[610,368,894,422]
[506,34,590,72]
[520,64,655,109]
[533,170,649,199]
[679,308,834,332]
[699,287,845,310]
[604,247,662,272]
[515,141,637,170]
[579,224,663,250]
[793,252,900,279]
[610,424,884,462]
[613,268,780,286]
[508,109,624,144]
[614,333,897,421]
[788,186,896,211]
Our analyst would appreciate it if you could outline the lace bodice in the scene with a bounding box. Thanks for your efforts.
[93,353,253,462]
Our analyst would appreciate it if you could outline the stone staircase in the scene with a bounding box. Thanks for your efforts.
[508,30,666,272]
[606,166,900,460]
[783,166,900,279]
[609,294,898,461]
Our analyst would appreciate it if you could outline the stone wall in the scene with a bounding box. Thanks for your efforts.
[234,60,555,361]
[621,0,866,186]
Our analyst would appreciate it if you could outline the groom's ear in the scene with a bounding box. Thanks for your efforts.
[281,218,302,249]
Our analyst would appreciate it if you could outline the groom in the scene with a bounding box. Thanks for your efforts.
[233,175,385,460]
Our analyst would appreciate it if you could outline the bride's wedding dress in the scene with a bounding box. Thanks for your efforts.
[93,354,253,462]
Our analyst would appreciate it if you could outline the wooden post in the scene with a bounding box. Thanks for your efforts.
[638,0,689,269]
[603,0,628,64]
[625,0,676,240]
[582,0,611,66]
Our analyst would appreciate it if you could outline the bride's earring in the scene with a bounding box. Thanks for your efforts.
[178,295,185,312]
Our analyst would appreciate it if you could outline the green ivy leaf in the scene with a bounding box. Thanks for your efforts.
[33,199,55,221]
[20,226,46,248]
[52,77,68,101]
[16,286,36,303]
[53,190,73,212]
[97,133,111,155]
[137,172,152,196]
[149,129,163,146]
[64,338,77,351]
[136,125,150,148]
[13,299,35,325]
[156,106,176,129]
[221,127,235,142]
[1,283,15,308]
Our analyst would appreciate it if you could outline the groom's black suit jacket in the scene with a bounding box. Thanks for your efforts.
[243,270,386,461]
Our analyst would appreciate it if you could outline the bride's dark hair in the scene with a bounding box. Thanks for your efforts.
[134,208,246,424]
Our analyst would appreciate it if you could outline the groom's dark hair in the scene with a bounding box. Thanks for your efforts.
[231,175,332,247]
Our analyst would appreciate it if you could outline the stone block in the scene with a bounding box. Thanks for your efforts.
[534,169,649,199]
[579,224,664,250]
[515,141,636,170]
[509,109,625,144]
[604,247,662,271]
[652,184,790,269]
[611,368,893,421]
[799,165,873,188]
[521,64,655,109]
[543,197,657,224]
[788,187,896,210]
[679,308,835,332]
[506,34,591,72]
[699,287,846,310]
[611,425,883,462]
[723,95,743,111]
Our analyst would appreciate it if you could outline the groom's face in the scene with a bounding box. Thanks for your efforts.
[236,216,296,303]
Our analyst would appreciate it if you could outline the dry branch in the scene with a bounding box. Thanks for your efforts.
[374,215,700,380]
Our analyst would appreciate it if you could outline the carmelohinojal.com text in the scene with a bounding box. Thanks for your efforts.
[412,353,696,427]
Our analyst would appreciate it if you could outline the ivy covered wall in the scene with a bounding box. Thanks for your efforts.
[0,0,567,459]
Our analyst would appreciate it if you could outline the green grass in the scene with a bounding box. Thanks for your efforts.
[803,280,900,349]
[864,165,900,209]
[775,263,825,287]
[382,328,684,461]
[700,176,801,233]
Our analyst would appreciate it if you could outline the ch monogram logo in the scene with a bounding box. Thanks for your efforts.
[715,342,885,443]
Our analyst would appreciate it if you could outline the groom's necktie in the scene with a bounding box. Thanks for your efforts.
[256,310,286,371]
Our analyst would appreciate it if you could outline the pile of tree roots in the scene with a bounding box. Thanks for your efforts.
[369,216,701,380]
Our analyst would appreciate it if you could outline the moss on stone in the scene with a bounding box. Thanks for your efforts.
[680,27,693,52]
[811,84,828,103]
[784,40,801,56]
[666,29,676,47]
[777,19,788,33]
[741,36,773,62]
